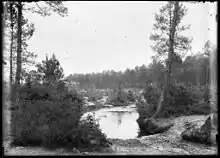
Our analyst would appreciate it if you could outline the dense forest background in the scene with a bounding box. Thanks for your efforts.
[63,41,213,90]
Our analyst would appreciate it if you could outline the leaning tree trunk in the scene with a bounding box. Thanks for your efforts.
[151,1,179,119]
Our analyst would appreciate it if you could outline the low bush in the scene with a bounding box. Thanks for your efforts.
[11,83,109,151]
[86,89,103,102]
[74,114,111,151]
[11,90,83,148]
[138,83,210,119]
[107,89,128,106]
[127,90,135,102]
[136,99,155,120]
[142,84,160,106]
[188,85,206,104]
[117,89,128,104]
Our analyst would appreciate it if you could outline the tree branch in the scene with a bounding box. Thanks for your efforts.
[35,2,46,15]
[45,1,59,11]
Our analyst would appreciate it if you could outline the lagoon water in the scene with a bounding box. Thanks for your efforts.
[82,105,139,139]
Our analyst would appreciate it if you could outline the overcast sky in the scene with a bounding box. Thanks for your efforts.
[18,2,217,76]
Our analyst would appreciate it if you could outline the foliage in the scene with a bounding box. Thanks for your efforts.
[3,81,10,103]
[75,114,110,151]
[127,90,135,102]
[86,86,103,102]
[64,45,214,91]
[137,82,210,119]
[117,86,128,104]
[3,1,68,85]
[4,8,37,83]
[107,88,128,106]
[136,99,154,120]
[11,84,82,146]
[188,85,205,104]
[11,82,109,150]
[36,53,64,85]
[150,1,192,63]
[24,1,68,17]
[143,83,161,106]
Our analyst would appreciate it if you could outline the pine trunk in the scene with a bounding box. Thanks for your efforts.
[206,65,209,85]
[15,2,22,87]
[10,2,14,100]
[196,73,200,86]
[210,50,217,112]
[151,1,179,119]
[2,2,8,65]
[15,2,22,106]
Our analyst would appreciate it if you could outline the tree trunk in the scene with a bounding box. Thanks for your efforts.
[196,73,200,86]
[210,50,217,112]
[15,2,22,106]
[2,2,8,65]
[206,65,209,85]
[10,2,14,101]
[15,2,22,87]
[151,1,179,119]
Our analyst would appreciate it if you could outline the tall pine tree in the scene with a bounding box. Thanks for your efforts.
[149,1,192,119]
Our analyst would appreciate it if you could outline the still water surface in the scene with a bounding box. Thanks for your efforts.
[83,106,139,139]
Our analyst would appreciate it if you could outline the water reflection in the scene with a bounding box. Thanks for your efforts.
[83,107,139,139]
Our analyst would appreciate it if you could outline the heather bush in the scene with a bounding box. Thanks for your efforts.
[165,82,194,106]
[136,99,154,120]
[127,90,135,102]
[142,84,160,106]
[86,88,103,102]
[74,114,111,151]
[107,89,128,106]
[11,83,109,150]
[138,82,210,119]
[11,85,84,147]
[188,85,206,104]
[117,89,128,104]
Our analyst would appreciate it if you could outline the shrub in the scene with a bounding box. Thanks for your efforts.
[138,82,210,119]
[11,83,109,151]
[11,93,84,149]
[136,99,155,120]
[87,89,103,102]
[188,85,206,104]
[142,84,160,106]
[127,90,135,102]
[165,82,194,106]
[73,114,111,151]
[107,89,128,106]
[117,90,128,104]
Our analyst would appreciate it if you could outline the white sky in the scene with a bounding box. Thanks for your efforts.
[5,1,217,78]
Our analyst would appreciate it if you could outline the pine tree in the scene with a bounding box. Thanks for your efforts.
[3,1,68,102]
[150,1,192,119]
[36,53,64,85]
[3,1,68,85]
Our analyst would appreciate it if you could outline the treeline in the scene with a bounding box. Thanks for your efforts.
[65,41,213,90]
